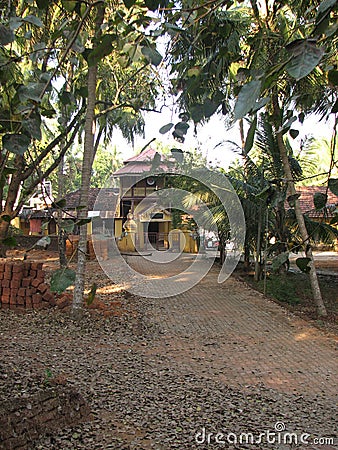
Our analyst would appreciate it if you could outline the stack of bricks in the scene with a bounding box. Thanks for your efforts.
[0,261,56,310]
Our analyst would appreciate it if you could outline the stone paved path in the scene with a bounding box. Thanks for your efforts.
[125,255,337,400]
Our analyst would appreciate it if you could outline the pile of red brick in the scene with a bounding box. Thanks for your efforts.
[0,261,56,310]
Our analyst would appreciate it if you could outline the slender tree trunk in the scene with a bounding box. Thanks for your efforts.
[72,3,104,319]
[57,155,67,268]
[254,204,263,281]
[72,65,98,319]
[276,133,327,317]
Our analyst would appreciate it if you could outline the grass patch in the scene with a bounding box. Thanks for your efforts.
[257,273,303,305]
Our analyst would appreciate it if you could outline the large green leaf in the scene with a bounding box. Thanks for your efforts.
[203,99,219,118]
[285,39,324,80]
[296,257,311,274]
[289,129,299,139]
[317,0,336,16]
[50,268,76,294]
[22,112,42,140]
[234,80,262,121]
[18,83,46,103]
[159,123,174,134]
[2,133,31,155]
[145,0,161,11]
[87,35,115,67]
[123,0,136,7]
[173,121,189,138]
[313,192,327,210]
[0,25,15,45]
[272,252,289,272]
[244,116,257,155]
[141,46,162,66]
[328,178,338,196]
[22,15,43,27]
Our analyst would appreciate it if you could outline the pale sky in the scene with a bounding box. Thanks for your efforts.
[115,109,335,170]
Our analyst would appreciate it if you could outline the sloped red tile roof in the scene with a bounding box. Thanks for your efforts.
[114,148,173,176]
[123,147,157,163]
[63,187,119,211]
[295,186,338,217]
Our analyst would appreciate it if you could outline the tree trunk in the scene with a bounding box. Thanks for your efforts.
[57,156,67,268]
[72,65,98,319]
[254,204,263,281]
[72,4,104,319]
[276,133,327,317]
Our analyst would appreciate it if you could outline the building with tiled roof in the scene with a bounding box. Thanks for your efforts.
[294,186,338,218]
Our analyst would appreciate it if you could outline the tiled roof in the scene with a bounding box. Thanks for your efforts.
[114,148,173,176]
[123,147,157,163]
[63,187,119,211]
[293,186,338,218]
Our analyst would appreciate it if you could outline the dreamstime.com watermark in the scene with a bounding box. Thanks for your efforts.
[195,422,336,446]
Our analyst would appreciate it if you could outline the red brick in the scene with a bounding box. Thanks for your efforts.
[32,293,42,304]
[43,291,56,305]
[31,262,43,271]
[16,296,25,305]
[3,271,12,280]
[1,303,9,309]
[18,287,26,297]
[12,264,23,273]
[2,279,10,288]
[0,273,3,280]
[12,272,23,281]
[4,262,13,272]
[36,269,45,279]
[10,280,20,289]
[29,270,37,277]
[10,295,17,305]
[25,298,33,308]
[1,295,10,304]
[2,287,11,296]
[56,294,72,309]
[21,278,31,287]
[37,283,48,294]
[0,262,5,272]
[32,278,43,288]
[26,288,37,296]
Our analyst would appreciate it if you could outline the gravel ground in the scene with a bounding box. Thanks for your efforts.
[0,292,337,450]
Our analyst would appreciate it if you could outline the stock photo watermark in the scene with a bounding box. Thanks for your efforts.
[195,422,336,446]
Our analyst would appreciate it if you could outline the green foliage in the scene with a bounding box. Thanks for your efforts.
[272,251,289,272]
[285,39,325,80]
[50,268,76,294]
[2,236,17,247]
[313,192,328,210]
[234,80,262,120]
[2,134,31,155]
[328,178,338,196]
[296,257,311,273]
[86,282,97,306]
[258,274,300,305]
